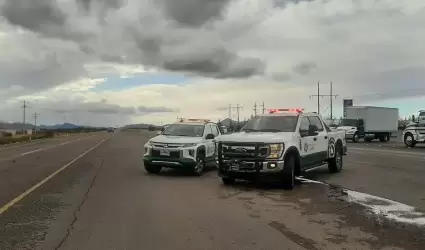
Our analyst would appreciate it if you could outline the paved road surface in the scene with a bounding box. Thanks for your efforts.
[0,130,424,250]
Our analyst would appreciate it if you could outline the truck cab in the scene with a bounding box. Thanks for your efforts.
[403,110,425,147]
[143,119,221,176]
[216,108,347,189]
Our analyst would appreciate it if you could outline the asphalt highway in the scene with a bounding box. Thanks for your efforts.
[0,130,424,250]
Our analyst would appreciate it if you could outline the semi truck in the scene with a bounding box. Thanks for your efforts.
[402,110,425,147]
[337,106,399,143]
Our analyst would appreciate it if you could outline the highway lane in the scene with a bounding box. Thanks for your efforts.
[307,141,425,210]
[0,130,424,250]
[0,132,111,207]
[0,133,98,158]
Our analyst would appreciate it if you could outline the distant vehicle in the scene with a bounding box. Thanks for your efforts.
[107,128,114,133]
[216,108,347,189]
[337,106,398,143]
[143,119,222,176]
[403,110,425,147]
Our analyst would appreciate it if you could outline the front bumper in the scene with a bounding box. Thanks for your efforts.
[143,156,197,168]
[143,144,198,168]
[414,133,425,143]
[218,160,285,182]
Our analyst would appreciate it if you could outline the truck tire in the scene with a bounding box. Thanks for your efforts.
[328,143,343,173]
[282,154,296,189]
[352,133,359,143]
[193,152,205,176]
[404,133,416,148]
[145,164,162,174]
[222,177,235,185]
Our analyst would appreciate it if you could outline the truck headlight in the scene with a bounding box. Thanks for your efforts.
[182,143,197,147]
[346,130,355,134]
[267,143,284,159]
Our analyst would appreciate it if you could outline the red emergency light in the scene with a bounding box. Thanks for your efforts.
[268,108,304,114]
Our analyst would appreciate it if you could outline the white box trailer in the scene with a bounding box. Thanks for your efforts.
[338,106,399,142]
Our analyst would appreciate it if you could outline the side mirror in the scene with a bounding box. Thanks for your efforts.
[299,129,309,137]
[156,131,162,135]
[308,125,319,136]
[206,134,215,140]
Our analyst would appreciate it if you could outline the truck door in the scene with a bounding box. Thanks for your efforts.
[298,116,316,168]
[204,124,215,158]
[357,119,365,135]
[307,116,329,163]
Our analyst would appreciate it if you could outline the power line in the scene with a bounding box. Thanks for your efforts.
[230,104,243,123]
[33,113,39,134]
[309,81,338,117]
[21,101,29,133]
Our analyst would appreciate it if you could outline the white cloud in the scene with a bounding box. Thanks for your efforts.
[0,0,425,126]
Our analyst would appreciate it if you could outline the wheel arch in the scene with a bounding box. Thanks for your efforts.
[283,146,301,176]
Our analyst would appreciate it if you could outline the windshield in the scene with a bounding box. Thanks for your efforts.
[241,116,298,132]
[162,124,204,137]
[341,119,358,127]
[419,112,425,121]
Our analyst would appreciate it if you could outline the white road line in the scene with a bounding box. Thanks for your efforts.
[21,148,44,156]
[18,136,93,157]
[0,136,109,215]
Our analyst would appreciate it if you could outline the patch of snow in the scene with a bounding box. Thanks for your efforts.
[346,190,425,227]
[296,177,327,185]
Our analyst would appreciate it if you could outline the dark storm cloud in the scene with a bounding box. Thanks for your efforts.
[292,62,317,75]
[0,0,265,80]
[0,0,66,30]
[76,0,125,11]
[158,0,231,27]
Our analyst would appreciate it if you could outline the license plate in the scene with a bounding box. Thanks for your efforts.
[160,150,170,156]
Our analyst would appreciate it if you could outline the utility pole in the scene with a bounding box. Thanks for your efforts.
[261,102,265,114]
[235,104,242,123]
[330,81,333,119]
[309,81,338,117]
[33,113,39,134]
[21,101,29,133]
[228,104,232,131]
[253,102,257,116]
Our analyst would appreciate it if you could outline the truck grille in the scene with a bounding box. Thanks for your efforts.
[218,142,269,160]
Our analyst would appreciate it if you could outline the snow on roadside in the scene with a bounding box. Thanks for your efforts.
[297,177,425,227]
[345,190,425,227]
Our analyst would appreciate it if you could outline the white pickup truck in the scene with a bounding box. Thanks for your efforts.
[216,108,347,189]
[143,119,221,176]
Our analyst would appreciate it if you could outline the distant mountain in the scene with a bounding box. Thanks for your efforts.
[39,123,81,130]
[0,122,34,130]
[0,122,82,130]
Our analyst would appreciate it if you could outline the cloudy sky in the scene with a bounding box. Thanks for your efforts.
[0,0,424,126]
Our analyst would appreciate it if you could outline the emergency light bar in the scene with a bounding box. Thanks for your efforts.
[268,108,304,114]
